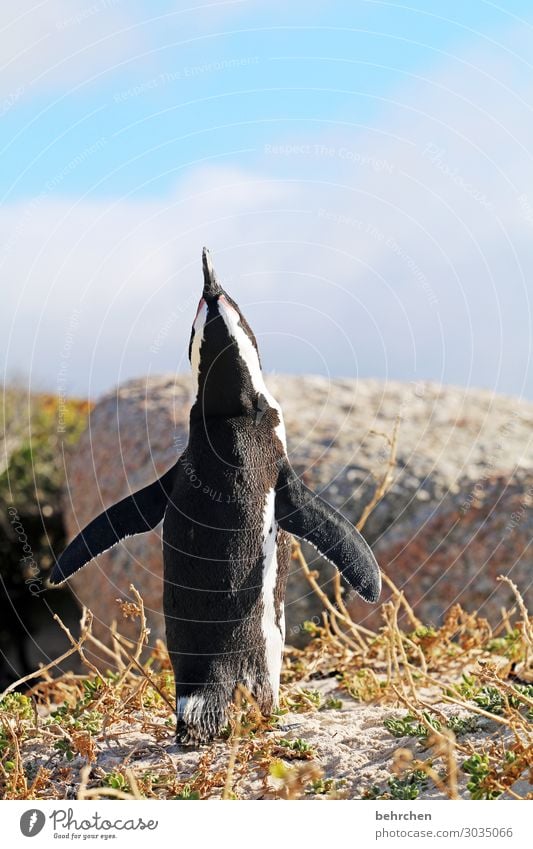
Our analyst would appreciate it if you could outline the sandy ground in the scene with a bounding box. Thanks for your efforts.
[24,677,529,801]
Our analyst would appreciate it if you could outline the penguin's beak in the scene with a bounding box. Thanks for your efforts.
[202,247,223,300]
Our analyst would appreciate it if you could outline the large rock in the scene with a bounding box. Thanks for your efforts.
[60,376,533,651]
[349,470,533,629]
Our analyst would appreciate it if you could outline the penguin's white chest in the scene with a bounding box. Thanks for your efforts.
[261,488,284,701]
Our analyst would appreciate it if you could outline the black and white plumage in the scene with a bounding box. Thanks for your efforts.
[50,248,381,743]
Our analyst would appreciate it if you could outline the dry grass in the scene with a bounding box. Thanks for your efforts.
[1,424,531,801]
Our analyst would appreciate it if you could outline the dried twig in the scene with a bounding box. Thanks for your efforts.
[356,415,400,532]
[111,633,175,714]
[0,610,95,700]
[223,687,243,800]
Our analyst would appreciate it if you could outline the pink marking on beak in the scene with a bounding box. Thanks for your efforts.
[194,297,206,322]
[218,294,239,317]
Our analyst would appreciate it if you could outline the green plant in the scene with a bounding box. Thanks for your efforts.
[344,668,384,702]
[324,697,343,710]
[47,703,104,735]
[383,712,441,739]
[388,770,429,800]
[0,729,10,755]
[446,715,480,735]
[364,769,429,800]
[53,739,74,761]
[302,620,322,635]
[384,710,480,740]
[0,693,33,721]
[462,753,500,800]
[486,630,523,660]
[282,688,322,712]
[103,772,130,792]
[174,784,200,800]
[409,626,438,640]
[277,737,314,756]
[453,681,533,717]
[307,776,346,795]
[471,687,507,715]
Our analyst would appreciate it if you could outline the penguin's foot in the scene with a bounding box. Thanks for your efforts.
[175,722,210,747]
[175,691,229,745]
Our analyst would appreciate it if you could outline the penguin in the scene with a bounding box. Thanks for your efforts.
[50,248,381,744]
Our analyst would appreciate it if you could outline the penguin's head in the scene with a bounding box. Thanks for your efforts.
[188,248,263,418]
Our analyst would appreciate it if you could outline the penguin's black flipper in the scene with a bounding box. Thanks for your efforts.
[50,463,177,585]
[274,461,381,603]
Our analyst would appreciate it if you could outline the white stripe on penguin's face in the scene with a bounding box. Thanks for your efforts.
[217,297,287,449]
[190,300,208,397]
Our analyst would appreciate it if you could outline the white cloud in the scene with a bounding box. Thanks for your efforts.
[0,0,140,100]
[2,30,533,398]
[1,165,298,397]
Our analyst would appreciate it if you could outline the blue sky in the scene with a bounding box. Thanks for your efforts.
[2,0,533,399]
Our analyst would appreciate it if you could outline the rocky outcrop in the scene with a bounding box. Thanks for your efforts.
[60,375,533,650]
